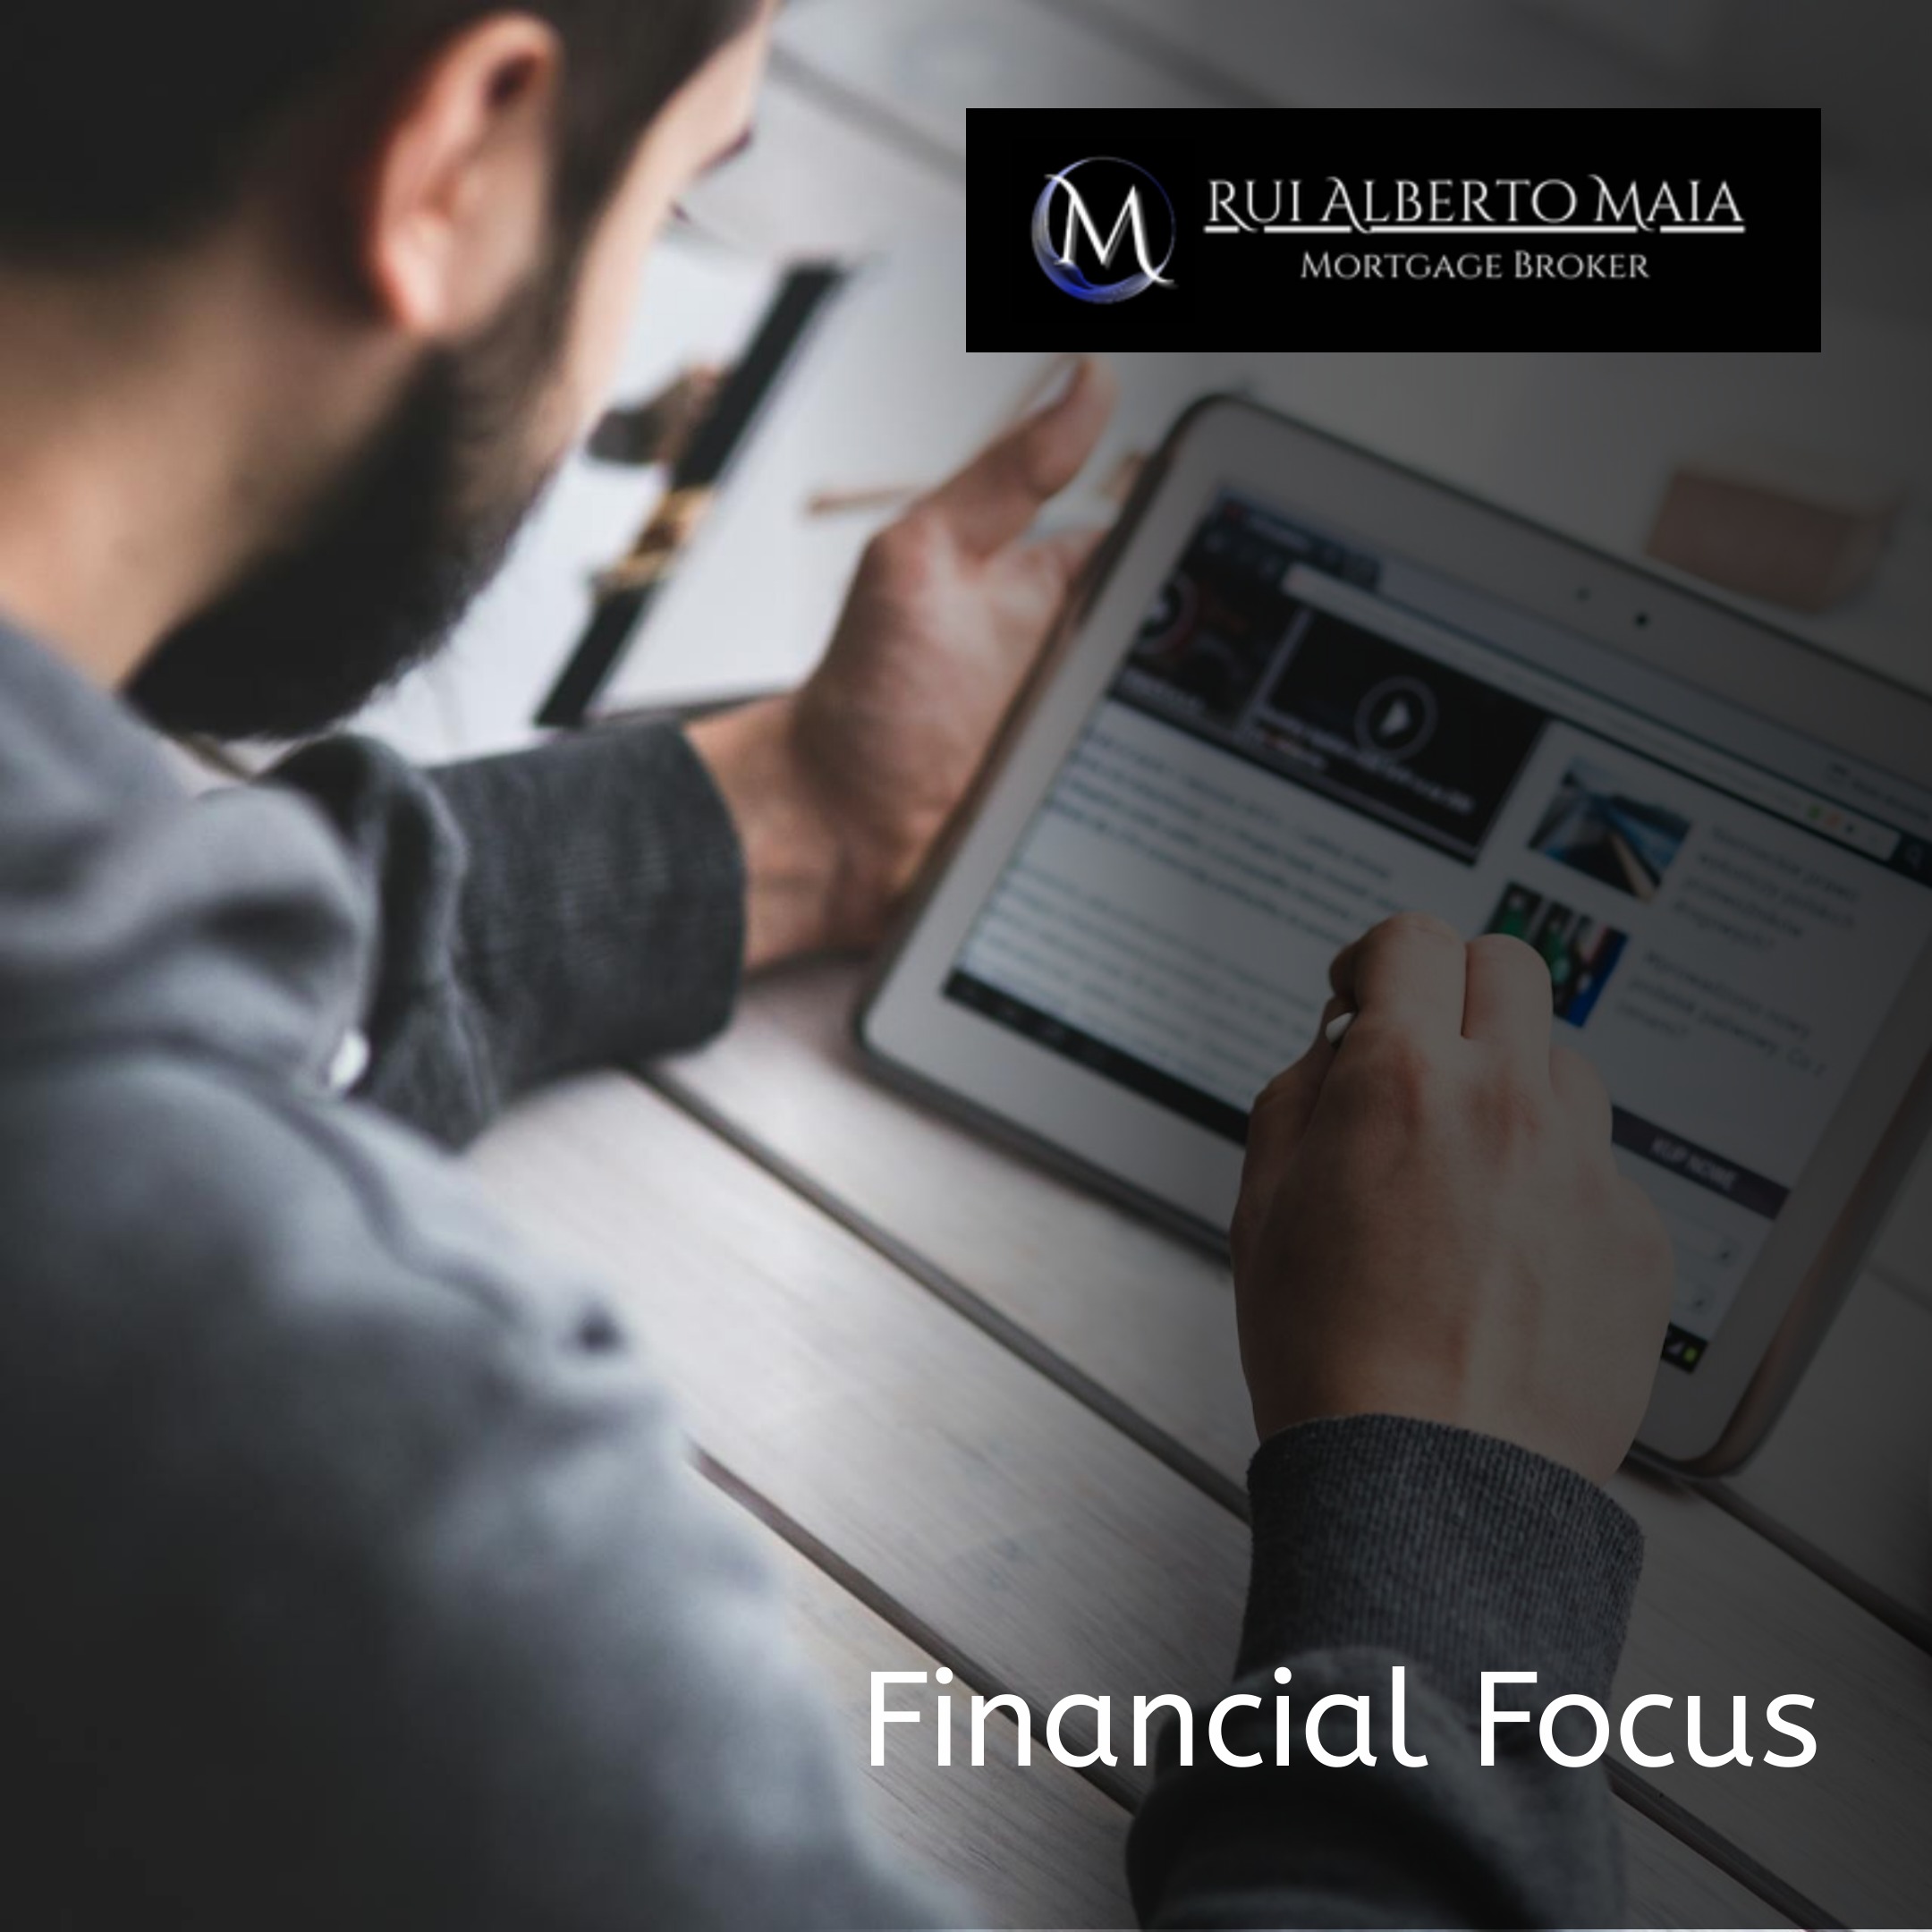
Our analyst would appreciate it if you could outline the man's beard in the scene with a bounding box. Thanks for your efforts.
[130,271,572,743]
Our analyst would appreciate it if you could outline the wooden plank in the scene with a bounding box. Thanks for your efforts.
[715,1475,1135,1929]
[646,960,1932,1923]
[1873,1139,1932,1310]
[1725,1274,1932,1624]
[1619,1809,1795,1932]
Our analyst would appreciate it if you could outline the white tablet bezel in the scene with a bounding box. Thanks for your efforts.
[859,395,1932,1472]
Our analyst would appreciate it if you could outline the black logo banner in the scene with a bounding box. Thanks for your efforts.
[966,108,1819,352]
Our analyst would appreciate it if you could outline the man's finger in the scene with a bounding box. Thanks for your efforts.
[919,356,1118,557]
[1331,912,1468,1047]
[1242,1012,1344,1199]
[1463,933,1555,1072]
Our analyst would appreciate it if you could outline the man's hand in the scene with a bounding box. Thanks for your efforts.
[1233,913,1674,1483]
[691,357,1118,970]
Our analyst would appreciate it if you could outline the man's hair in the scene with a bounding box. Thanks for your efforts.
[1,2,761,262]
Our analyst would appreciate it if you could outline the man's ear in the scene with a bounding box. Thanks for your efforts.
[358,14,563,339]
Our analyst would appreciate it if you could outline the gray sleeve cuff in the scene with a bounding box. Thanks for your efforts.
[1240,1415,1644,1706]
[1126,1418,1644,1929]
[274,724,744,1147]
[427,724,746,1094]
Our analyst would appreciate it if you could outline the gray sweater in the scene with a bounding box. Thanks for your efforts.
[0,615,1643,1928]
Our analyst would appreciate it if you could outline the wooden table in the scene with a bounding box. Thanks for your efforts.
[455,6,1932,1923]
[470,959,1932,1928]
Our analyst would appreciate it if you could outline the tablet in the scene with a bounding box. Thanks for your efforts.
[860,397,1932,1472]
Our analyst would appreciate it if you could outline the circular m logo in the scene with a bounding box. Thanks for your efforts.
[1032,157,1177,304]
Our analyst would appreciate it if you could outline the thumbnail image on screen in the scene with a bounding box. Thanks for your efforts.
[1530,758,1692,902]
[1486,883,1629,1027]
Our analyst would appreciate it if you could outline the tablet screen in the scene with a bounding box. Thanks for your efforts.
[945,490,1932,1370]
